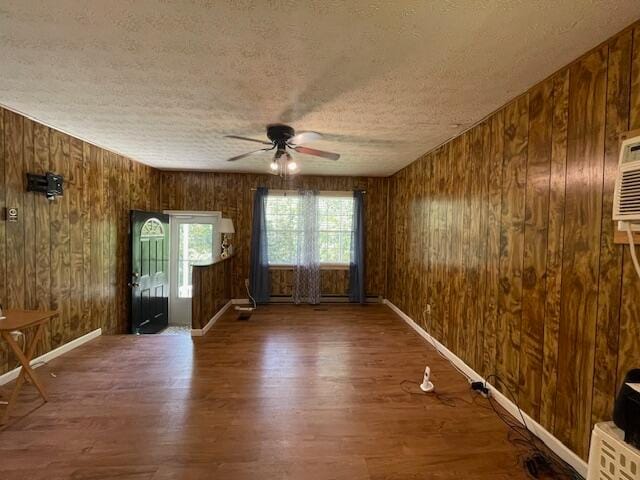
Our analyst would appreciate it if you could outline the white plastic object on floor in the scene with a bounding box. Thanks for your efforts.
[587,422,640,480]
[419,365,434,393]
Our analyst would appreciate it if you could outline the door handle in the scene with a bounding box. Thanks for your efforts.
[129,272,141,288]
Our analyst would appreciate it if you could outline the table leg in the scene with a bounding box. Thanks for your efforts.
[1,323,48,424]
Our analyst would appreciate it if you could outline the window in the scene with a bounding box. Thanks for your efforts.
[265,195,301,266]
[265,193,354,266]
[177,223,215,298]
[317,196,354,264]
[140,218,165,237]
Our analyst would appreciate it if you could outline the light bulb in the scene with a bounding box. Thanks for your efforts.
[287,161,297,171]
[270,160,278,171]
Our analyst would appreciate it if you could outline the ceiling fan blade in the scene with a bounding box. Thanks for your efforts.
[289,131,323,146]
[225,135,272,145]
[226,147,273,162]
[292,145,340,161]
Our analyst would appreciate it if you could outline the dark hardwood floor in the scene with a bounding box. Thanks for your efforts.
[0,304,532,479]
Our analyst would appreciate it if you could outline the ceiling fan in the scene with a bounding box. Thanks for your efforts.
[225,124,340,175]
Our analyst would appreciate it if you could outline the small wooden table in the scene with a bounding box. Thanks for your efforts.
[0,309,57,424]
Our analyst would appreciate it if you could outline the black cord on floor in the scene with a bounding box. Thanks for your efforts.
[399,379,474,408]
[400,370,582,479]
[481,374,582,480]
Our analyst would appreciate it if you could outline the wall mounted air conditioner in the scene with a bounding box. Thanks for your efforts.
[614,134,640,221]
[613,133,640,280]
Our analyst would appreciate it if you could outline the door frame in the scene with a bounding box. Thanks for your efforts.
[165,210,222,326]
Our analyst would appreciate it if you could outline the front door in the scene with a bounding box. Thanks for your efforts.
[130,210,170,334]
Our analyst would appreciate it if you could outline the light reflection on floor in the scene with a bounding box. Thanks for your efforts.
[160,325,191,335]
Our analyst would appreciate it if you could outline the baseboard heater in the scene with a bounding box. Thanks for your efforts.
[267,295,382,304]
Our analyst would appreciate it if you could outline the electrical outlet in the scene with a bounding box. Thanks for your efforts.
[425,304,431,315]
[471,381,491,398]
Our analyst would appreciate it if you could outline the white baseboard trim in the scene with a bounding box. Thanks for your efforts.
[0,328,102,386]
[383,299,588,478]
[191,300,233,336]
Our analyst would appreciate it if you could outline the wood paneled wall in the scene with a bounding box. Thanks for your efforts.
[269,268,352,298]
[160,172,388,299]
[386,24,640,459]
[0,108,161,375]
[191,255,233,329]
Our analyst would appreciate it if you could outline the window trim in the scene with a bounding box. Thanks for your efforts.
[267,189,354,198]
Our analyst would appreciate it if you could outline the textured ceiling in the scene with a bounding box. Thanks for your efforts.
[1,1,639,176]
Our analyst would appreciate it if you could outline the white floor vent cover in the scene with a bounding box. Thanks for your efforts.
[588,422,640,480]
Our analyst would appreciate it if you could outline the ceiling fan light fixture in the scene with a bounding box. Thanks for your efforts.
[225,124,339,172]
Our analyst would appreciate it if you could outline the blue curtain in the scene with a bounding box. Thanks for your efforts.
[349,190,365,303]
[249,187,270,303]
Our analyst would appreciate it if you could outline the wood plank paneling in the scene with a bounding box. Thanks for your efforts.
[482,112,504,378]
[49,130,71,348]
[33,122,52,353]
[68,138,84,342]
[457,133,471,359]
[519,78,553,418]
[555,46,607,457]
[103,151,116,334]
[386,23,640,460]
[467,123,488,371]
[0,108,160,374]
[21,119,38,358]
[425,150,441,338]
[446,136,466,352]
[191,256,233,329]
[475,121,491,371]
[4,110,25,312]
[116,155,130,333]
[23,119,36,312]
[87,144,103,333]
[539,69,570,432]
[81,143,92,335]
[407,158,424,323]
[591,31,631,430]
[0,109,7,374]
[496,95,529,398]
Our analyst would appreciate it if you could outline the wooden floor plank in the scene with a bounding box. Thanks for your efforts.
[0,305,534,480]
